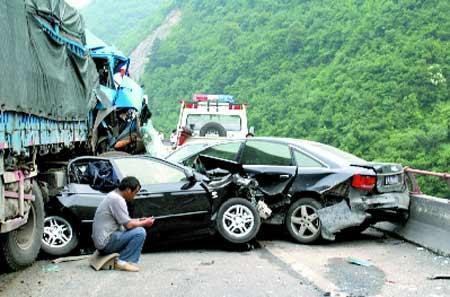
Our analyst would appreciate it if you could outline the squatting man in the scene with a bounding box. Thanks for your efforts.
[92,176,154,272]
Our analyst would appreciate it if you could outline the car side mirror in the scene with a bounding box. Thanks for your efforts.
[249,126,255,134]
[185,168,196,182]
[182,169,197,190]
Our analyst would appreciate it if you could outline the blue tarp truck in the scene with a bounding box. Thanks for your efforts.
[0,0,149,270]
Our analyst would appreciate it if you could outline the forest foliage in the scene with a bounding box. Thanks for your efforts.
[81,0,170,54]
[83,0,450,197]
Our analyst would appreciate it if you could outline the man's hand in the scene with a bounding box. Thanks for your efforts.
[125,217,155,229]
[140,217,155,227]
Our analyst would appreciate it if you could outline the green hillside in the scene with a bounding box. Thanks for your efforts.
[143,0,449,196]
[81,0,170,54]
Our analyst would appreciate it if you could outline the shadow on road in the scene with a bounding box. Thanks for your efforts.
[0,225,387,276]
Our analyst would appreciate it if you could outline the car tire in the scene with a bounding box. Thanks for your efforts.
[1,183,44,271]
[285,198,322,244]
[216,198,261,244]
[41,215,79,256]
[199,122,227,137]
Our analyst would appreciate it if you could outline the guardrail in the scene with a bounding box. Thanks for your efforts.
[404,167,450,195]
[376,167,450,256]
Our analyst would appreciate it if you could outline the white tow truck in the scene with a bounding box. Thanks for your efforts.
[174,94,253,148]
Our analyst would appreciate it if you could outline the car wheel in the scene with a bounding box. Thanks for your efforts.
[217,198,261,244]
[41,215,78,256]
[285,198,322,244]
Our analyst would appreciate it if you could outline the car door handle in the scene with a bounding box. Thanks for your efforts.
[279,174,291,179]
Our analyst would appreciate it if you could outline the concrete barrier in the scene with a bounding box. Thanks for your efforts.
[376,194,450,256]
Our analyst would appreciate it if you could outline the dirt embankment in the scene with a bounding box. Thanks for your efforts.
[129,9,181,82]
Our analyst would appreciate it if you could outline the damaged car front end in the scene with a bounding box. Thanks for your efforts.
[41,155,263,256]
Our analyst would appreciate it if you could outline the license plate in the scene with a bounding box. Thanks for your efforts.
[384,175,400,185]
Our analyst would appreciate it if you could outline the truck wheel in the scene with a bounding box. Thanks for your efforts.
[1,183,44,271]
[216,198,261,244]
[199,122,226,137]
[285,198,322,244]
[41,215,78,256]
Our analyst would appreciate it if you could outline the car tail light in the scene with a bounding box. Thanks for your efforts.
[184,102,197,109]
[229,104,242,110]
[352,174,376,191]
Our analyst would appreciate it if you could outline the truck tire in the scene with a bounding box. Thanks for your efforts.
[199,122,226,137]
[1,183,44,271]
[216,198,261,244]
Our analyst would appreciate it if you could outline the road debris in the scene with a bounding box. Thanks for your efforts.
[42,264,60,273]
[200,260,215,266]
[51,255,91,264]
[346,257,373,267]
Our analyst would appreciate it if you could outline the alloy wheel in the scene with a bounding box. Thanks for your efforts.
[222,204,255,239]
[290,205,321,239]
[42,216,74,248]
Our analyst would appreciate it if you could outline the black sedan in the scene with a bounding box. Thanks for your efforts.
[166,137,410,243]
[42,155,261,256]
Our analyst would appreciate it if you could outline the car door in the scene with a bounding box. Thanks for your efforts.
[112,157,211,232]
[239,140,297,195]
[290,148,331,192]
[59,158,116,223]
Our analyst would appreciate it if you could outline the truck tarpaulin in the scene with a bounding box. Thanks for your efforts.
[0,0,98,120]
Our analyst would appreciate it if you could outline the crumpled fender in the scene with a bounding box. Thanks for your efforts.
[317,200,368,240]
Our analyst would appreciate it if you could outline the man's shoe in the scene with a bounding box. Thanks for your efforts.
[114,261,139,272]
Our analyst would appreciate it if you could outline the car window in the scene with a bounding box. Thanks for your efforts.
[293,150,325,168]
[186,114,242,131]
[114,158,186,184]
[201,142,242,161]
[166,143,209,163]
[241,141,292,166]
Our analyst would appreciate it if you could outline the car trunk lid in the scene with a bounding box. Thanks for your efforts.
[351,162,405,193]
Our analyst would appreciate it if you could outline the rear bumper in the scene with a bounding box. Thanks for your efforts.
[360,192,410,211]
[318,191,410,241]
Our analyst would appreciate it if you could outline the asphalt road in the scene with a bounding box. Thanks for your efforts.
[1,227,449,297]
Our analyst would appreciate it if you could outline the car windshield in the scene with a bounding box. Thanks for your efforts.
[166,143,210,163]
[186,114,241,131]
[113,157,186,184]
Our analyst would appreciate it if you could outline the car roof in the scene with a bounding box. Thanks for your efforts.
[170,136,367,168]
